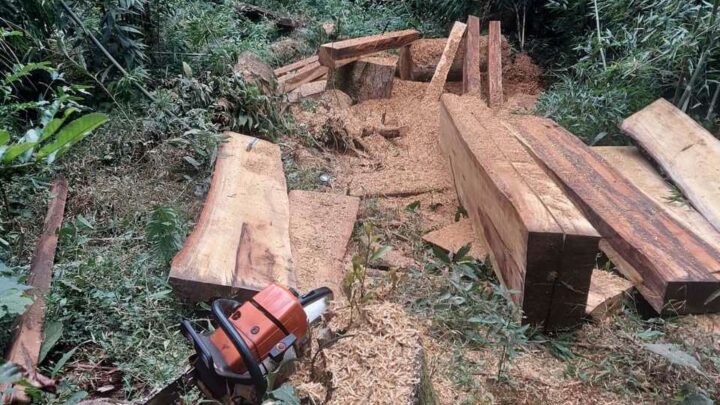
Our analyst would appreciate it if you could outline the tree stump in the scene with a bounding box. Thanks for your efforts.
[326,56,396,103]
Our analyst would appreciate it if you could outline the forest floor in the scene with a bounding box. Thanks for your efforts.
[2,7,718,405]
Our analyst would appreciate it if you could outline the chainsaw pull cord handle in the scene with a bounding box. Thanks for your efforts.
[212,299,267,401]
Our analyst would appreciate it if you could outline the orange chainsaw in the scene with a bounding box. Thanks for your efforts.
[145,284,332,405]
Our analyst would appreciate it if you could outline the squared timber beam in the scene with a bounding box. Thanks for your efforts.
[318,29,420,69]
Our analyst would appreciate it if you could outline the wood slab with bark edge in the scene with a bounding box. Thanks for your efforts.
[422,218,487,260]
[274,55,318,78]
[510,116,720,314]
[595,146,720,247]
[318,29,420,69]
[487,21,503,107]
[439,94,599,330]
[289,190,359,294]
[586,269,634,320]
[621,98,720,233]
[424,22,467,101]
[170,132,295,302]
[463,16,481,95]
[3,176,67,403]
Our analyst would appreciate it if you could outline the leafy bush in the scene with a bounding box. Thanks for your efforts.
[145,206,186,263]
[539,0,720,142]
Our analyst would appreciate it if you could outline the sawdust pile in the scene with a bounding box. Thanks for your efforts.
[292,302,426,404]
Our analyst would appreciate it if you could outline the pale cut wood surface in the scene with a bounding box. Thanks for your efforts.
[511,116,720,314]
[6,177,67,370]
[595,146,720,247]
[318,29,420,68]
[621,98,720,233]
[424,22,467,101]
[278,61,328,93]
[439,94,599,329]
[422,218,487,260]
[287,80,327,103]
[274,55,319,78]
[170,132,295,301]
[487,21,503,107]
[463,16,481,95]
[586,269,634,320]
[289,190,359,294]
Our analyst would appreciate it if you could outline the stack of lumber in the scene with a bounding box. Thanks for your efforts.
[439,94,600,330]
[507,115,720,315]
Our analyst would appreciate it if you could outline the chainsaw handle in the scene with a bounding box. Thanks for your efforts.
[299,286,333,307]
[212,299,268,401]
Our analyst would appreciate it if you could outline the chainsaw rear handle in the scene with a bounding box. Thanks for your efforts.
[212,298,268,400]
[298,286,333,307]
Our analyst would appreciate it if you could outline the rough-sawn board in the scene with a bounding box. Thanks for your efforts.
[170,132,295,301]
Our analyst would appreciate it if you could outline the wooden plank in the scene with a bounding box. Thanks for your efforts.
[463,16,481,95]
[439,94,599,329]
[424,22,466,102]
[586,269,634,320]
[274,55,319,78]
[510,116,720,314]
[289,191,359,294]
[170,132,295,302]
[318,29,420,69]
[621,98,720,233]
[287,80,327,103]
[422,218,487,260]
[487,21,503,107]
[3,177,67,403]
[278,61,328,93]
[595,146,720,247]
[397,45,413,80]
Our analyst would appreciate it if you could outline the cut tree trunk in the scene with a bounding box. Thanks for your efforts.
[424,22,467,101]
[327,56,397,103]
[288,190,359,294]
[318,29,420,69]
[3,177,67,403]
[170,132,295,302]
[620,98,720,233]
[487,21,503,107]
[463,16,481,95]
[439,94,600,330]
[510,116,720,314]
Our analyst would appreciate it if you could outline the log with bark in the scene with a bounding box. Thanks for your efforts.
[326,56,397,103]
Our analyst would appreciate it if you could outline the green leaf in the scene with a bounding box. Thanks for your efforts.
[61,390,88,405]
[37,113,108,160]
[454,243,472,262]
[265,383,300,405]
[370,245,392,262]
[0,130,9,146]
[51,346,78,377]
[0,276,33,318]
[39,108,78,143]
[643,343,702,371]
[3,62,53,85]
[431,245,451,265]
[1,141,36,164]
[39,321,63,364]
[405,200,420,212]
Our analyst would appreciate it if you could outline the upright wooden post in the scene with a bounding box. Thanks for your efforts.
[398,45,413,80]
[463,16,481,95]
[487,21,503,107]
[424,21,467,102]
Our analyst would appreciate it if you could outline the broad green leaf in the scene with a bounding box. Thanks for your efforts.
[454,243,472,262]
[40,108,79,143]
[0,130,9,146]
[1,142,36,164]
[0,276,33,318]
[642,343,702,371]
[51,346,78,377]
[39,321,63,364]
[37,113,108,159]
